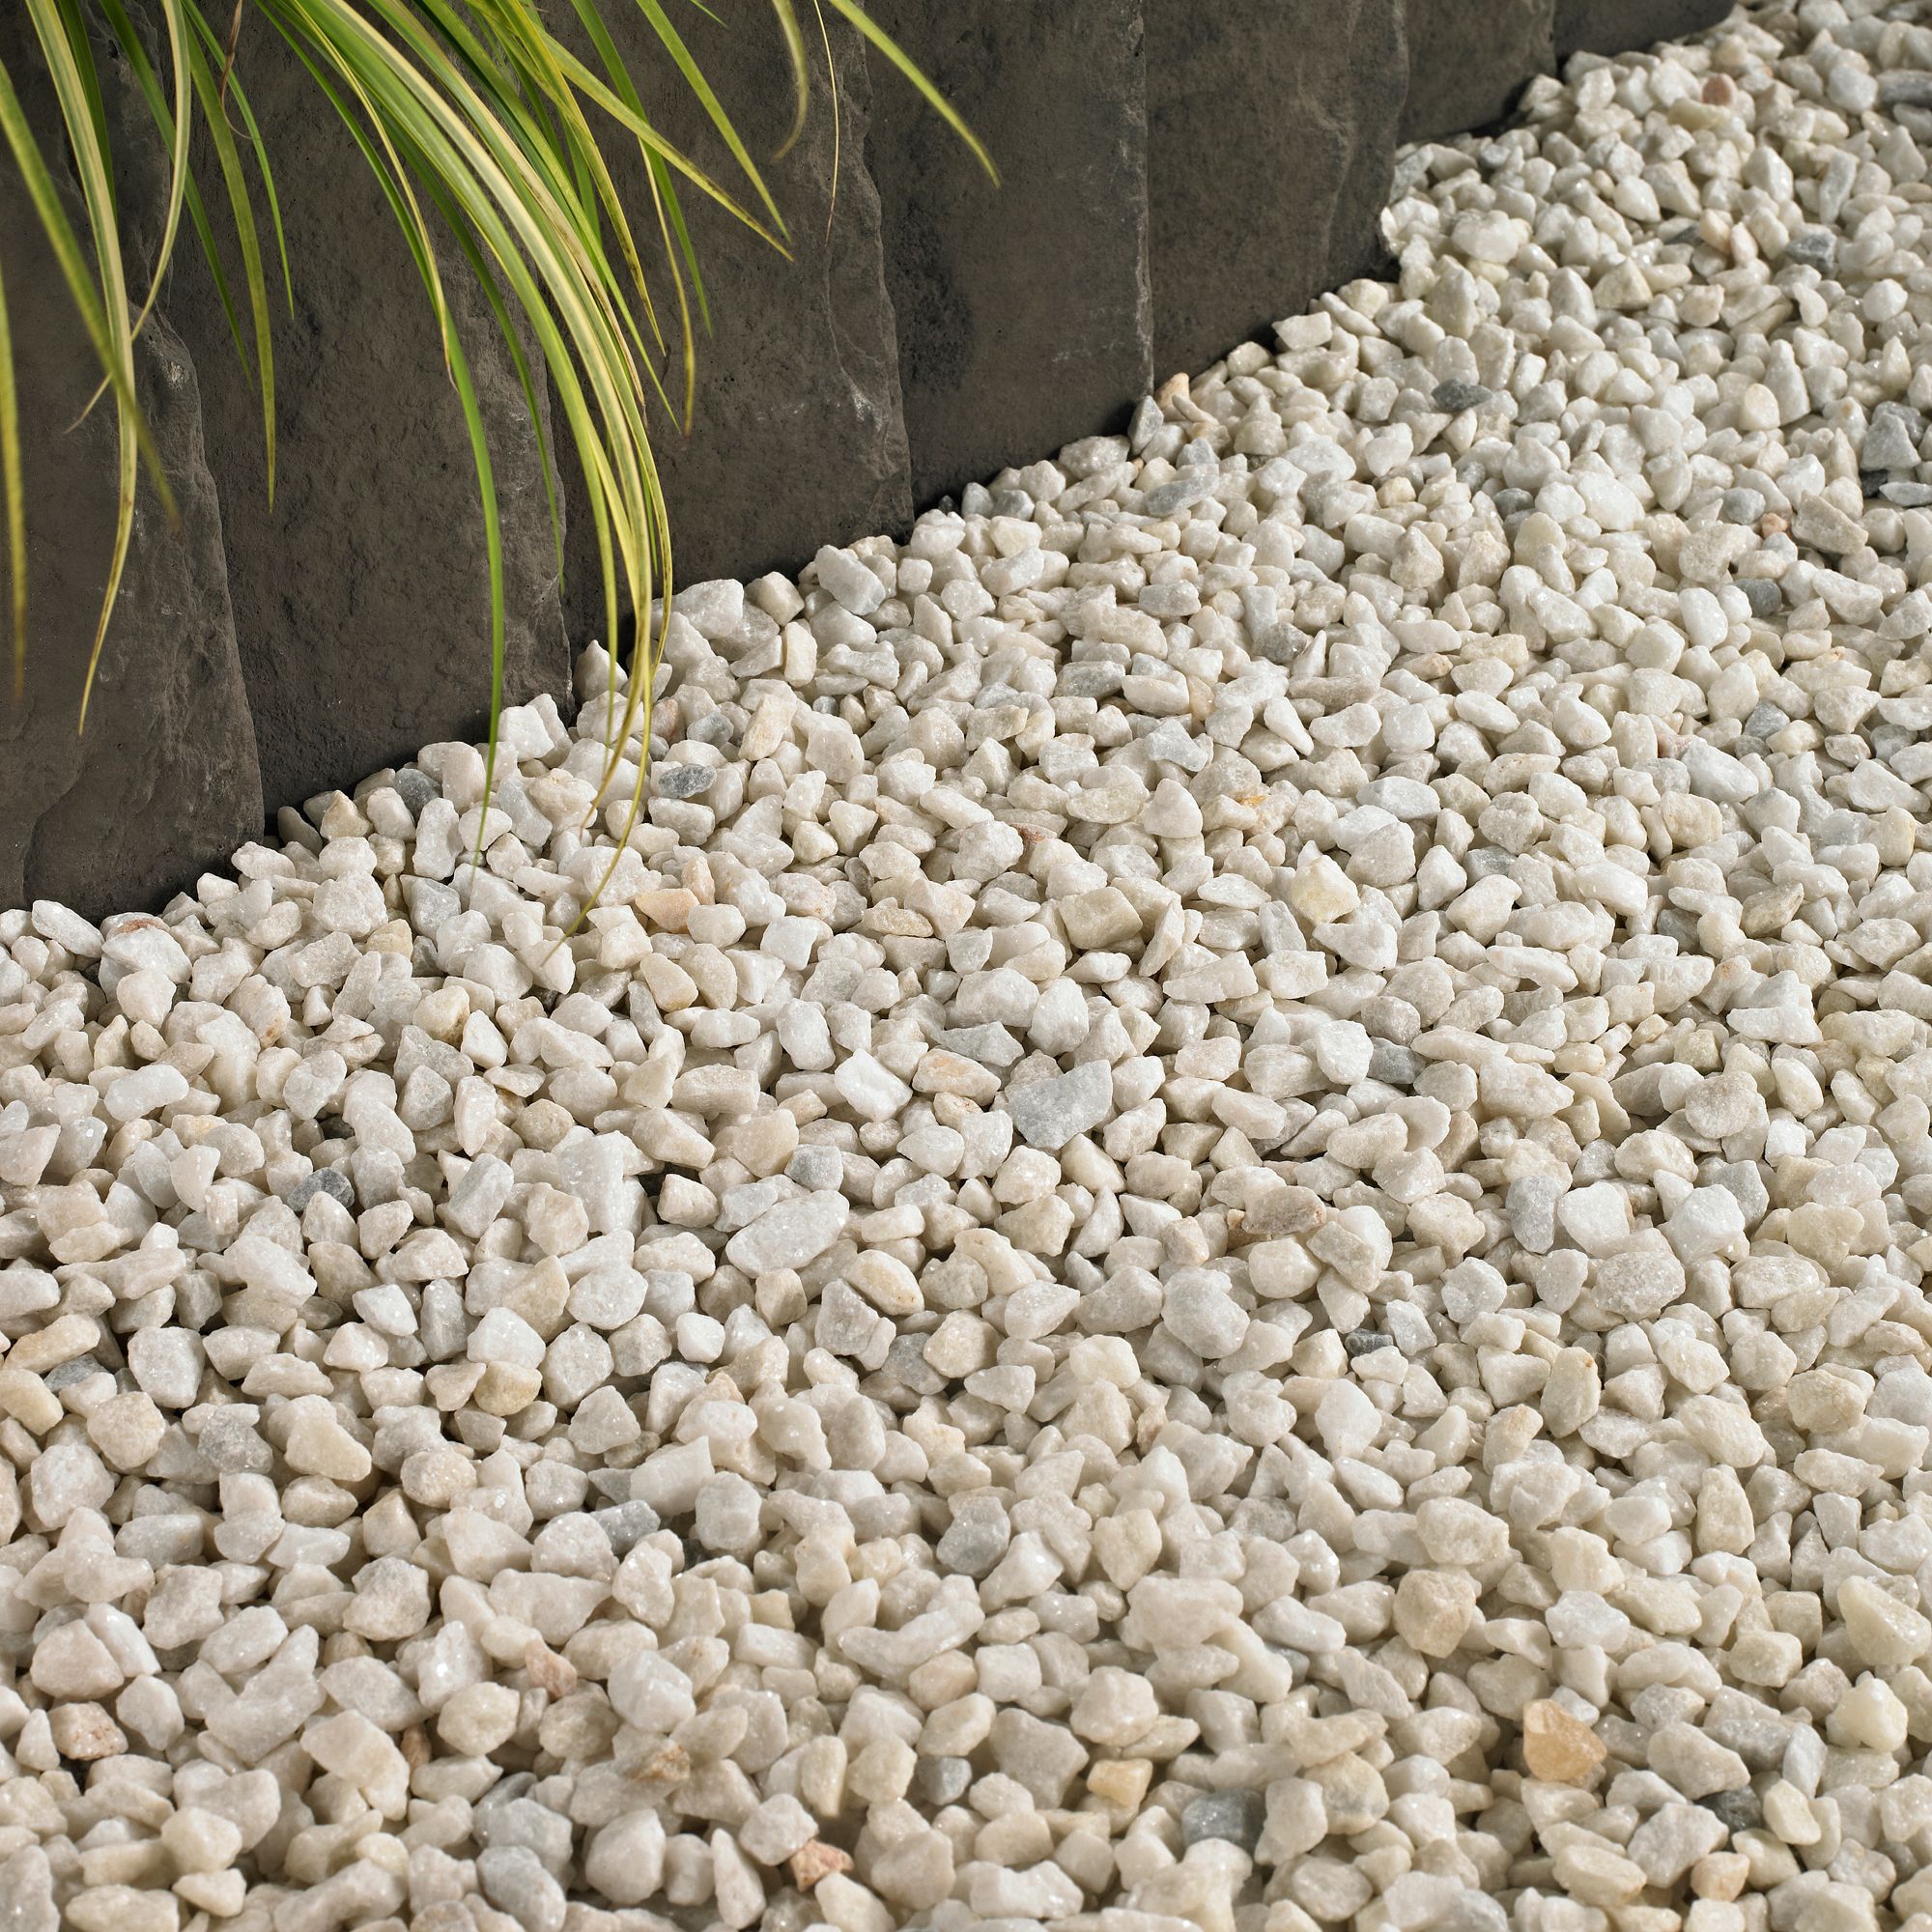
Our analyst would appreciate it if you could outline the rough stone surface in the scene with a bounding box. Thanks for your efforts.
[554,7,912,619]
[163,23,568,816]
[1556,0,1731,57]
[0,28,261,920]
[1403,0,1556,143]
[1146,0,1406,379]
[867,0,1152,507]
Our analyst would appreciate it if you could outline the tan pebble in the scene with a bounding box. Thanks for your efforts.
[788,1841,854,1890]
[1692,1852,1749,1902]
[526,1638,579,1699]
[1393,1569,1480,1658]
[49,1702,128,1760]
[1521,1698,1606,1784]
[472,1362,543,1417]
[633,1742,690,1786]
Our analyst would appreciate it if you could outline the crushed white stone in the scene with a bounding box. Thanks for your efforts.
[6,4,1932,1927]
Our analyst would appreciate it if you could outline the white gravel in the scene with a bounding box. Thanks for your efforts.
[6,4,1932,1929]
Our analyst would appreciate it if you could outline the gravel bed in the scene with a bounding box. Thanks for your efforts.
[7,4,1932,1929]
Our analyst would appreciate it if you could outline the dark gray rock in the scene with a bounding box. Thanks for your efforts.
[1182,1790,1266,1852]
[1403,0,1554,144]
[1700,1786,1761,1833]
[392,768,439,816]
[1881,74,1932,113]
[287,1167,355,1214]
[0,24,261,920]
[162,24,568,817]
[866,0,1151,508]
[654,761,717,800]
[552,7,911,627]
[1556,0,1730,59]
[1147,0,1406,382]
[1433,380,1493,412]
[1784,230,1838,274]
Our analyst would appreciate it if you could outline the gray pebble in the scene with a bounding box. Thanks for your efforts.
[1861,405,1921,471]
[654,762,716,800]
[1784,229,1837,272]
[916,1757,972,1805]
[785,1146,844,1192]
[288,1167,356,1213]
[1880,72,1932,110]
[1369,1041,1420,1087]
[937,1499,1010,1577]
[1144,474,1212,517]
[1432,380,1492,412]
[1181,1790,1265,1853]
[1719,488,1765,525]
[392,767,438,815]
[590,1500,661,1555]
[1701,1787,1761,1833]
[880,1333,947,1399]
[1738,578,1782,619]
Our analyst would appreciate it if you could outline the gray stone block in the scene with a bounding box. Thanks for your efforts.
[1403,0,1555,144]
[0,31,260,919]
[866,0,1151,508]
[1147,0,1407,383]
[162,25,569,816]
[1557,0,1731,58]
[552,7,911,633]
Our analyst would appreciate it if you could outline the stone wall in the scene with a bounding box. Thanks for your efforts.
[166,27,571,823]
[0,17,261,918]
[867,0,1153,509]
[4,0,1738,916]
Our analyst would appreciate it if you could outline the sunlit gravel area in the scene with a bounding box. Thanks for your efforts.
[7,5,1932,1930]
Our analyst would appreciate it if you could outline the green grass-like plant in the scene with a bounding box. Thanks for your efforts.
[0,0,990,869]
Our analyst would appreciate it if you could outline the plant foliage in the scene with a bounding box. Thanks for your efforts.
[0,0,990,865]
